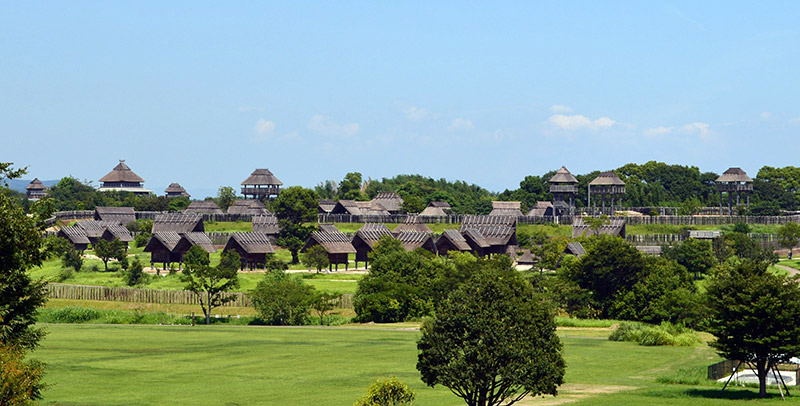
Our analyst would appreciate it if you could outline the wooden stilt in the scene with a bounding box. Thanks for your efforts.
[721,360,742,393]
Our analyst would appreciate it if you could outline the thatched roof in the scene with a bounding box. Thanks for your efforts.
[180,232,217,253]
[152,213,204,233]
[356,201,390,216]
[227,199,270,215]
[76,220,119,238]
[549,166,578,184]
[184,200,224,214]
[371,192,403,212]
[305,226,356,254]
[463,215,516,227]
[241,169,282,186]
[226,232,275,254]
[393,215,433,234]
[460,215,517,247]
[564,242,586,257]
[165,183,190,197]
[589,171,625,186]
[99,160,145,183]
[26,178,47,190]
[527,201,554,217]
[102,223,133,242]
[490,201,524,217]
[506,247,537,265]
[462,228,490,248]
[716,167,753,183]
[58,227,90,245]
[332,200,362,215]
[571,217,627,238]
[353,223,394,247]
[252,214,279,234]
[437,229,471,251]
[94,206,136,224]
[394,230,435,251]
[318,199,336,213]
[420,201,451,217]
[144,232,183,252]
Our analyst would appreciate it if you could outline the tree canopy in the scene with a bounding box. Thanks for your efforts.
[272,186,319,263]
[417,257,565,406]
[706,260,800,397]
[182,246,240,324]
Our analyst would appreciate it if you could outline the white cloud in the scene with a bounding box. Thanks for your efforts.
[682,122,711,137]
[789,118,800,125]
[254,119,275,135]
[760,111,772,120]
[644,126,673,136]
[448,118,475,132]
[548,114,616,131]
[307,115,360,137]
[549,105,573,113]
[403,106,429,122]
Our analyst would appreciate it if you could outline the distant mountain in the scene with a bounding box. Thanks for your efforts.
[4,179,59,193]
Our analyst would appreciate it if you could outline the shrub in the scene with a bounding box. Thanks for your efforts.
[45,307,102,323]
[62,247,83,272]
[89,263,100,272]
[354,377,415,406]
[250,270,315,325]
[133,232,150,248]
[56,267,74,282]
[609,322,701,347]
[125,258,146,286]
[0,345,47,405]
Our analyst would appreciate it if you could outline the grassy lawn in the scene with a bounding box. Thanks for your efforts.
[36,323,790,406]
[778,259,800,271]
[204,220,253,233]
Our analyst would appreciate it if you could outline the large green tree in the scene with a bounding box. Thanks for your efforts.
[272,186,318,264]
[417,258,565,406]
[249,269,316,325]
[662,238,717,279]
[182,246,240,324]
[93,238,126,271]
[778,222,800,256]
[706,260,800,397]
[216,186,237,212]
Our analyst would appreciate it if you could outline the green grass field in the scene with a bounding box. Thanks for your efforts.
[35,323,797,406]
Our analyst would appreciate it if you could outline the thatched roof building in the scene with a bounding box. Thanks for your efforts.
[393,215,433,234]
[152,213,204,233]
[227,199,270,215]
[371,192,404,214]
[506,247,537,266]
[184,200,224,214]
[302,225,356,270]
[165,183,190,198]
[331,200,390,217]
[549,166,579,216]
[94,206,136,225]
[75,220,118,241]
[252,214,279,237]
[420,201,451,217]
[564,241,586,257]
[459,215,517,256]
[571,217,626,238]
[490,201,524,217]
[588,171,625,215]
[435,229,471,255]
[57,226,90,251]
[318,199,336,214]
[351,223,394,267]
[394,230,436,253]
[143,231,215,269]
[26,178,47,200]
[526,201,554,217]
[101,223,133,243]
[224,232,275,270]
[97,160,153,195]
[716,167,754,215]
[241,169,282,200]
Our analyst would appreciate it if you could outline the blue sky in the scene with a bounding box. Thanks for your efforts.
[3,2,799,198]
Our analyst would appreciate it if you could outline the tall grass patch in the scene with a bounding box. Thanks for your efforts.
[609,321,701,347]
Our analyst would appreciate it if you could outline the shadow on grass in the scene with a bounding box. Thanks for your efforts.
[641,387,785,400]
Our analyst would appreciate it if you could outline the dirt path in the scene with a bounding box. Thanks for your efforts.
[516,384,637,405]
[775,263,800,277]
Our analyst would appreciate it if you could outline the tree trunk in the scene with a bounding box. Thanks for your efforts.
[757,358,769,398]
[206,291,211,325]
[291,250,299,264]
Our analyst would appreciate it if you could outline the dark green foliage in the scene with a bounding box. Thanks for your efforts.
[0,192,48,350]
[44,235,73,260]
[133,232,150,248]
[778,222,800,251]
[273,186,319,264]
[311,291,342,326]
[314,179,338,200]
[301,244,330,272]
[354,236,465,323]
[705,260,800,397]
[714,232,778,264]
[125,258,146,286]
[216,186,237,212]
[732,222,751,234]
[417,261,565,406]
[354,377,415,406]
[93,238,126,271]
[363,174,494,215]
[62,247,84,273]
[182,246,240,324]
[167,195,190,212]
[339,172,365,200]
[662,238,716,279]
[609,322,701,347]
[250,270,315,325]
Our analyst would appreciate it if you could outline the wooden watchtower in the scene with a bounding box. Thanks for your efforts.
[588,171,626,215]
[26,178,48,200]
[241,169,282,200]
[549,166,578,216]
[716,167,753,216]
[164,182,190,198]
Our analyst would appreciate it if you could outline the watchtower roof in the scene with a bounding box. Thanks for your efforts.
[549,166,578,184]
[589,171,625,186]
[99,160,145,183]
[716,167,753,183]
[241,169,282,186]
